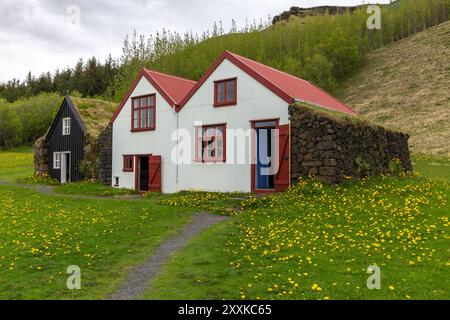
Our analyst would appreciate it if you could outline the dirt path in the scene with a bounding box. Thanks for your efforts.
[0,179,141,200]
[111,212,230,300]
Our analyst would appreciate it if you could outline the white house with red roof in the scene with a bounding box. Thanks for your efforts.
[111,51,355,193]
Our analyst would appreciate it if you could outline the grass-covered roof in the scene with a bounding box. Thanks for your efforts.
[68,96,116,138]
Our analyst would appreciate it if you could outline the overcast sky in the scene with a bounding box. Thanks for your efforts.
[0,0,390,82]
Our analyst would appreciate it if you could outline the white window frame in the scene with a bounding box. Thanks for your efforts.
[53,152,61,169]
[62,117,71,136]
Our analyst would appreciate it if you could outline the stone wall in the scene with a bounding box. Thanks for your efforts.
[98,123,112,185]
[289,104,412,185]
[34,136,48,175]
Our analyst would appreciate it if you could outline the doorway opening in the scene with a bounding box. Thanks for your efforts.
[137,155,150,191]
[60,152,71,184]
[252,120,278,192]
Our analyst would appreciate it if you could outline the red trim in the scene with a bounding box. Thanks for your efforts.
[194,123,226,163]
[131,94,156,132]
[250,118,279,193]
[134,156,139,191]
[179,51,293,110]
[214,78,237,107]
[123,155,134,172]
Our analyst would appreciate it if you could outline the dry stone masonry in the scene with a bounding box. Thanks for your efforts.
[289,104,412,185]
[34,136,48,175]
[98,123,113,185]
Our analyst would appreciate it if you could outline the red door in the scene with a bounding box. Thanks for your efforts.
[275,124,290,192]
[148,155,162,192]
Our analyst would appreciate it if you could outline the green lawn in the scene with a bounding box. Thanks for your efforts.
[146,176,449,300]
[0,185,194,299]
[53,181,139,197]
[0,148,195,299]
[0,147,33,182]
[0,148,448,300]
[412,155,450,181]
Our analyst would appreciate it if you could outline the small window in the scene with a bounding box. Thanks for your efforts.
[123,155,134,172]
[114,177,119,187]
[195,124,226,162]
[132,95,156,131]
[214,78,237,107]
[62,118,71,136]
[53,152,61,169]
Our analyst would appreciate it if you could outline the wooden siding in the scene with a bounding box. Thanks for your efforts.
[47,98,85,182]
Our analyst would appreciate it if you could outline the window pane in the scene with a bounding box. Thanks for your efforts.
[141,109,147,128]
[148,107,154,128]
[206,127,215,137]
[216,127,223,137]
[148,96,154,106]
[227,80,235,101]
[134,110,139,128]
[217,82,225,102]
[141,98,147,107]
[254,121,276,128]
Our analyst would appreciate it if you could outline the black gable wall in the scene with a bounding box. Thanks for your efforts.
[47,99,85,182]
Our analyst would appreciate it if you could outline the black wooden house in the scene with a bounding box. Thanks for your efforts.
[35,96,115,184]
[46,97,85,183]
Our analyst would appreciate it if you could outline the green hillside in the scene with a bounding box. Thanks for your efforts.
[113,0,450,103]
[339,21,450,157]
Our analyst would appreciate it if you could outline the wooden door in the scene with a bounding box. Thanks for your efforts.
[275,124,290,192]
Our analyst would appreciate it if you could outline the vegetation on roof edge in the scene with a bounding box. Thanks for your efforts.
[68,96,116,138]
[291,102,400,133]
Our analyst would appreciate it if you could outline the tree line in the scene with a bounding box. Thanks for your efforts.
[0,56,119,103]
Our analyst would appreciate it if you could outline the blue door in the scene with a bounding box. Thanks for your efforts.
[256,127,275,190]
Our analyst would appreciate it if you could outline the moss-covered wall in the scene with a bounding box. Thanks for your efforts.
[34,136,48,175]
[98,123,112,185]
[289,104,412,184]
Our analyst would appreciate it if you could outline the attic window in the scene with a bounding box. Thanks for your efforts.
[62,118,71,135]
[132,94,156,131]
[214,78,237,107]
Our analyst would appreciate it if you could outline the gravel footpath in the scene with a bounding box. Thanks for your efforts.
[111,212,230,300]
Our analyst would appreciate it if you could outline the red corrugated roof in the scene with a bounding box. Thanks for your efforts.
[144,69,196,105]
[179,51,356,115]
[227,52,356,115]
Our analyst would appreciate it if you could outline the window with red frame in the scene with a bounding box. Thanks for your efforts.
[123,155,134,171]
[214,78,236,106]
[195,124,226,162]
[132,94,156,131]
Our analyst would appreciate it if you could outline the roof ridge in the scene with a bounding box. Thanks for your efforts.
[228,51,311,84]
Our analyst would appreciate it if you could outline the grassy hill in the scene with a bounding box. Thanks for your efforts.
[339,21,450,157]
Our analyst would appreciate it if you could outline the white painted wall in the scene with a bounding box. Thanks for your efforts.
[112,76,178,193]
[178,59,289,193]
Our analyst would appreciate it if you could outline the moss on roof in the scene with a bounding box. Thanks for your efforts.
[69,96,116,138]
[291,102,382,131]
